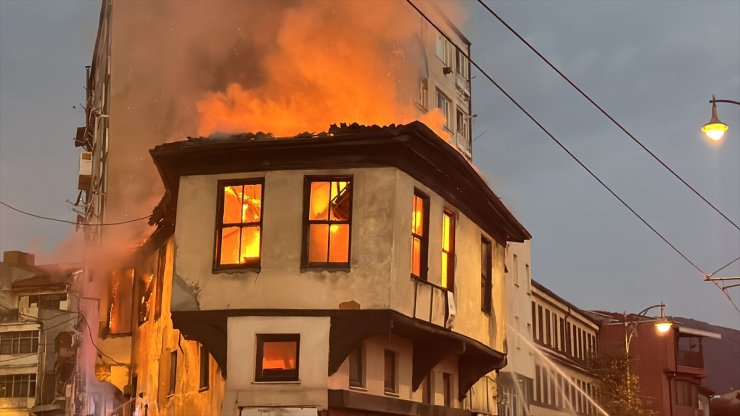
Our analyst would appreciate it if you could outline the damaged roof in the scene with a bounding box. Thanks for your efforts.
[149,121,530,244]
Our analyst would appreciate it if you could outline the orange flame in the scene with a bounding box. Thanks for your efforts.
[196,0,451,141]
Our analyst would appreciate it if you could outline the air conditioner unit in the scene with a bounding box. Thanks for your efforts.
[78,151,92,190]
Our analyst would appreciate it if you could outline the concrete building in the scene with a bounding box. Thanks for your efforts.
[598,312,721,416]
[0,251,82,416]
[124,122,529,415]
[497,241,535,416]
[529,280,599,416]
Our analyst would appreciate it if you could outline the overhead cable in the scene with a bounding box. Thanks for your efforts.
[0,200,149,226]
[474,0,739,231]
[405,0,740,313]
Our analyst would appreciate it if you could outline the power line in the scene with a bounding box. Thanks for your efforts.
[405,0,740,313]
[708,256,740,278]
[474,0,740,232]
[0,200,149,226]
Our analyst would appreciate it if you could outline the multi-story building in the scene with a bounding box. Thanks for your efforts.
[124,122,529,415]
[598,313,721,416]
[0,251,82,416]
[497,241,535,416]
[530,280,600,416]
[75,1,475,406]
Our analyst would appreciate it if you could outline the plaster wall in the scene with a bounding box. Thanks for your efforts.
[225,316,330,412]
[130,238,225,416]
[173,168,397,312]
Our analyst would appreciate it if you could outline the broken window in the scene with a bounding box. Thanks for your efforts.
[154,246,166,320]
[137,272,154,326]
[411,191,429,280]
[28,293,67,310]
[441,210,455,290]
[255,334,300,382]
[436,89,451,130]
[303,177,352,267]
[215,179,264,269]
[481,238,492,314]
[108,268,133,335]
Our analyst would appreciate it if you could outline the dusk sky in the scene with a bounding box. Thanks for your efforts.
[0,0,738,329]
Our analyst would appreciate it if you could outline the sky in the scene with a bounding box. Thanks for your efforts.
[0,0,738,329]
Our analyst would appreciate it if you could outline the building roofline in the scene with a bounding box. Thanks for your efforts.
[531,279,599,326]
[149,122,530,245]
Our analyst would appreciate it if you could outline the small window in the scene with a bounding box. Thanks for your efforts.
[435,32,451,65]
[442,372,452,406]
[255,334,300,382]
[137,272,154,326]
[481,238,492,313]
[303,177,352,267]
[348,345,364,388]
[441,210,455,290]
[168,350,177,396]
[436,89,451,129]
[383,350,396,394]
[411,191,430,280]
[416,78,428,109]
[422,372,433,404]
[199,344,209,391]
[154,246,166,320]
[215,179,264,269]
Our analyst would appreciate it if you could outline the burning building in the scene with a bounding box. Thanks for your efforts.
[76,0,483,413]
[124,122,530,415]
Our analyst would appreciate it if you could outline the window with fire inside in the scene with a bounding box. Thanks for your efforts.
[214,179,264,271]
[303,177,353,268]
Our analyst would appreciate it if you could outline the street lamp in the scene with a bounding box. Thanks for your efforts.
[701,95,739,142]
[624,303,672,353]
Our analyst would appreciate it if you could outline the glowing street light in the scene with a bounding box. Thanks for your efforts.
[701,95,739,142]
[654,303,673,333]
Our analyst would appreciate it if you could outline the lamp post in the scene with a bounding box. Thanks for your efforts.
[701,95,740,142]
[624,303,672,354]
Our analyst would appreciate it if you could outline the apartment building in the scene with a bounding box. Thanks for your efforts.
[598,313,720,416]
[123,122,529,415]
[0,251,82,416]
[497,241,535,416]
[530,280,599,416]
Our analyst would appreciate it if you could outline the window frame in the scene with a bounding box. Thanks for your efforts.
[436,89,452,130]
[255,333,301,382]
[213,178,265,271]
[301,176,353,269]
[348,344,364,388]
[441,209,456,291]
[383,349,397,394]
[199,344,209,391]
[168,350,177,396]
[154,246,166,320]
[0,331,39,355]
[411,190,430,281]
[481,238,492,314]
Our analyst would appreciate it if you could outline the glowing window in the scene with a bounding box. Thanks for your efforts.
[411,191,429,280]
[441,210,455,290]
[215,179,264,269]
[255,334,300,382]
[303,177,352,267]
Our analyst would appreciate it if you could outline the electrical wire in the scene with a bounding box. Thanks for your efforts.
[707,256,740,278]
[474,0,740,232]
[405,0,740,313]
[0,200,149,226]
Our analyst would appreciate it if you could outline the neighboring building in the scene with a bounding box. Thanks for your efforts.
[0,251,82,416]
[126,122,529,415]
[598,312,721,416]
[530,280,600,416]
[497,241,535,416]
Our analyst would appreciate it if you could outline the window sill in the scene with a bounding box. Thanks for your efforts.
[198,386,209,393]
[252,380,301,385]
[212,266,261,274]
[349,385,367,392]
[384,391,400,398]
[300,266,351,273]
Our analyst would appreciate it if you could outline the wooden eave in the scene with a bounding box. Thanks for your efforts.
[150,122,530,245]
